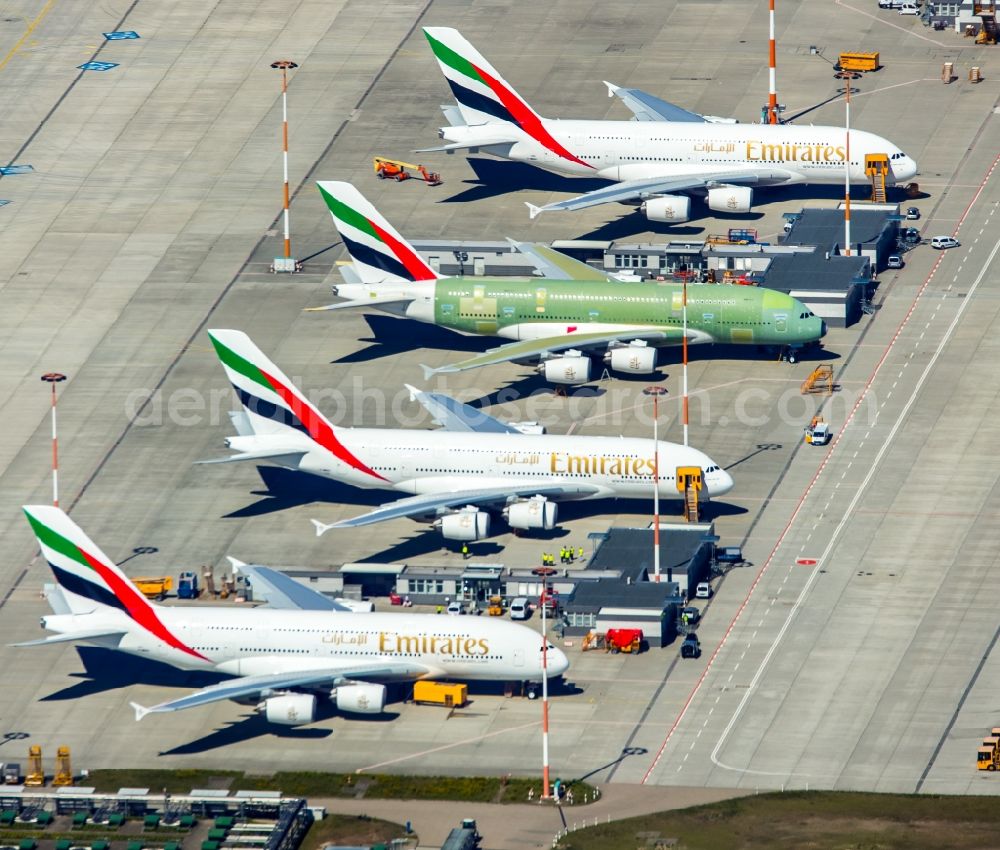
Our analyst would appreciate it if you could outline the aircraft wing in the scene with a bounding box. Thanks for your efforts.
[130,661,427,720]
[231,564,353,611]
[415,137,515,154]
[526,168,794,217]
[404,384,523,435]
[312,482,601,535]
[604,81,708,123]
[304,295,415,313]
[13,628,127,648]
[195,450,308,466]
[421,328,681,378]
[507,239,612,282]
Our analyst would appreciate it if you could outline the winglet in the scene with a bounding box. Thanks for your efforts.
[404,384,420,402]
[420,364,439,381]
[525,202,543,220]
[130,702,152,722]
[311,519,333,538]
[603,80,620,97]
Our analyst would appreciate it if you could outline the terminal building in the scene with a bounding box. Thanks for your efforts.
[267,521,723,649]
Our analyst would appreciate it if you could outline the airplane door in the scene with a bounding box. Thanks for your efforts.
[774,313,788,333]
[514,648,525,667]
[534,288,547,314]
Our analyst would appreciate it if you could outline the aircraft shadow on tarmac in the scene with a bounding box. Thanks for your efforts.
[333,314,493,364]
[40,647,227,703]
[657,343,841,366]
[369,498,744,564]
[223,467,394,519]
[443,158,610,204]
[222,467,742,555]
[159,716,333,756]
[458,374,612,409]
[159,704,403,756]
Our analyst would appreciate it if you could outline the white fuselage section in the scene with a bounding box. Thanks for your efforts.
[229,428,734,499]
[45,607,568,681]
[444,119,918,185]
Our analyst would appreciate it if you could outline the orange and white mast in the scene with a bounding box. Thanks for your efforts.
[767,0,779,124]
[271,60,298,272]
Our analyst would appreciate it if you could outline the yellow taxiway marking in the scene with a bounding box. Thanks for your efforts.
[0,0,58,73]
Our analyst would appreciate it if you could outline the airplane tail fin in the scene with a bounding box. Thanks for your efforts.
[23,505,155,617]
[317,181,442,285]
[423,28,591,169]
[21,506,209,661]
[208,329,334,439]
[208,330,389,482]
[423,26,545,128]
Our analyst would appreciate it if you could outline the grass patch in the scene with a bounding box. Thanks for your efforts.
[299,814,409,850]
[84,770,595,805]
[86,770,242,794]
[556,791,1000,850]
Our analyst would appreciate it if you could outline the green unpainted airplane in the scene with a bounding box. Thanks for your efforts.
[309,181,826,384]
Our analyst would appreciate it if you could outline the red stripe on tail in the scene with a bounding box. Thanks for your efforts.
[372,223,437,281]
[79,549,209,662]
[473,63,593,169]
[261,371,388,482]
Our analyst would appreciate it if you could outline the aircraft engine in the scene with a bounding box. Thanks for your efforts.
[335,683,386,714]
[642,195,691,223]
[505,497,558,531]
[707,185,753,214]
[606,343,656,375]
[539,354,591,385]
[437,507,491,541]
[261,693,316,726]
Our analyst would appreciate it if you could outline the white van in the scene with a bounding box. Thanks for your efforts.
[509,597,531,620]
[899,3,921,14]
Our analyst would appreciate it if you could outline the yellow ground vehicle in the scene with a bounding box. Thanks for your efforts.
[487,595,504,616]
[413,681,467,707]
[979,735,1000,770]
[838,52,879,72]
[978,746,994,770]
[133,576,172,599]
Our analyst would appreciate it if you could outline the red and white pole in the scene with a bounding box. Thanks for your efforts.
[644,386,668,583]
[844,78,852,256]
[41,373,66,507]
[540,579,551,798]
[767,0,778,124]
[836,71,856,256]
[682,277,689,447]
[271,60,298,262]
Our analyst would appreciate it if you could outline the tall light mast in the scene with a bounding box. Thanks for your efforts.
[767,0,779,124]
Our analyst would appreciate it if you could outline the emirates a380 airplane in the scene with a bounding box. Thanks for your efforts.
[422,27,918,220]
[204,329,733,541]
[18,505,569,726]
